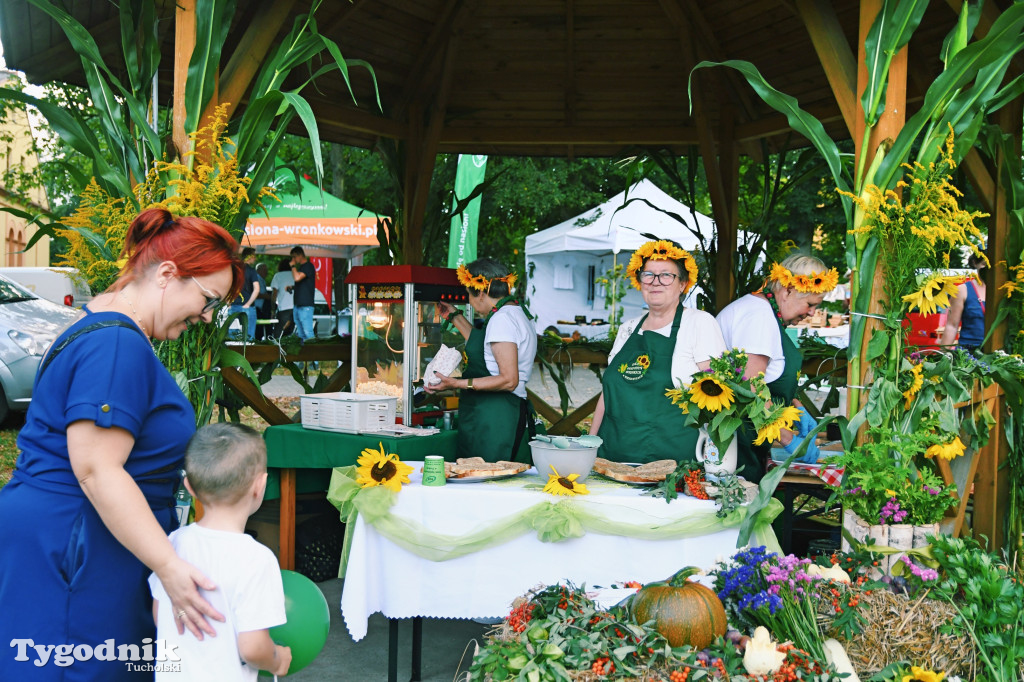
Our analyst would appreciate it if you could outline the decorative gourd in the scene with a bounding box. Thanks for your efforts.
[631,567,726,649]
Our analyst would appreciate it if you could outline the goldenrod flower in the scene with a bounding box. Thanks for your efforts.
[902,274,959,315]
[356,442,413,492]
[542,466,589,496]
[925,436,966,461]
[688,376,735,412]
[754,406,802,445]
[903,364,924,408]
[902,666,946,682]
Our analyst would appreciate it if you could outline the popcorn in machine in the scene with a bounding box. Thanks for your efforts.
[345,265,467,425]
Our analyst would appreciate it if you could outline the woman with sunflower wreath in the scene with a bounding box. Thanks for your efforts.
[717,253,835,480]
[589,240,726,464]
[426,258,538,461]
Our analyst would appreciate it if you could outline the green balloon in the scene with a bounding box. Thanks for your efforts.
[259,570,330,676]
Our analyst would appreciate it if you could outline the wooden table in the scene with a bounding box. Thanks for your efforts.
[263,424,458,569]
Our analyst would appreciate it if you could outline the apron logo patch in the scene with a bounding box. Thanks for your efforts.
[619,354,651,382]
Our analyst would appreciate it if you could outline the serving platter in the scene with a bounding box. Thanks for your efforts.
[445,470,526,484]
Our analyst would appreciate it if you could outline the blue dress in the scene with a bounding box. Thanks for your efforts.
[0,310,195,680]
[958,280,986,350]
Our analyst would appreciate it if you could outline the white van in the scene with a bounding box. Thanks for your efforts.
[0,267,93,308]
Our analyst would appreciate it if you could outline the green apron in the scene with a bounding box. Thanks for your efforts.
[456,299,533,462]
[597,304,700,464]
[735,300,803,482]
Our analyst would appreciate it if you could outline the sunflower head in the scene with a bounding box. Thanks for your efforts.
[688,376,735,413]
[925,436,965,461]
[542,466,589,496]
[901,666,946,682]
[754,406,802,445]
[355,442,414,492]
[902,274,959,315]
[901,363,924,408]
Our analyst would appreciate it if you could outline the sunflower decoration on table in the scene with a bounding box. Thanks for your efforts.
[542,466,589,496]
[925,435,966,461]
[667,349,775,455]
[902,272,961,315]
[625,239,700,292]
[355,442,414,492]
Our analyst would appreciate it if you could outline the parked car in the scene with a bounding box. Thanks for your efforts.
[0,267,93,308]
[0,274,80,423]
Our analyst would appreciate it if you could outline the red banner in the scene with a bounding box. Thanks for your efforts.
[311,257,333,310]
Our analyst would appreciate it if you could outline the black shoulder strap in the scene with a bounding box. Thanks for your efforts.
[38,319,146,379]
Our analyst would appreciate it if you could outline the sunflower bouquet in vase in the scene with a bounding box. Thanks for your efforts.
[666,349,803,479]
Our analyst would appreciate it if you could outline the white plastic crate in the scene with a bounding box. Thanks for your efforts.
[300,392,398,433]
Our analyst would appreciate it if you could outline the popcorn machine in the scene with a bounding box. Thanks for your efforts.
[345,265,468,425]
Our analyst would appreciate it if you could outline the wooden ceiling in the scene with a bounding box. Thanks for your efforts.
[0,0,994,158]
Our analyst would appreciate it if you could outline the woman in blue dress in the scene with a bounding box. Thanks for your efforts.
[0,208,243,680]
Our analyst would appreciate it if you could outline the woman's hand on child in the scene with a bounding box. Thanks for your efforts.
[273,645,292,676]
[158,556,225,639]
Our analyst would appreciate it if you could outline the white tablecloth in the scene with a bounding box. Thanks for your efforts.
[340,466,743,641]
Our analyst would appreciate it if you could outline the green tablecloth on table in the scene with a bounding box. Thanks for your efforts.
[262,425,460,499]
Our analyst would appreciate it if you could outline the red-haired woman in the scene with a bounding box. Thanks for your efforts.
[0,208,243,680]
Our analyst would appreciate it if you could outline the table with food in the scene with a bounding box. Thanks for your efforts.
[328,446,781,642]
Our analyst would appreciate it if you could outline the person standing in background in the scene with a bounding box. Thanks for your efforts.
[253,262,271,341]
[270,258,295,338]
[289,246,316,341]
[940,254,988,351]
[229,247,261,341]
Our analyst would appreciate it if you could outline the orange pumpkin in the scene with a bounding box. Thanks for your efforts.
[631,567,727,649]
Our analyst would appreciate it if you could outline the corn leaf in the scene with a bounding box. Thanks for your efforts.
[875,2,1024,190]
[281,92,324,186]
[860,0,929,126]
[184,0,235,136]
[689,60,851,215]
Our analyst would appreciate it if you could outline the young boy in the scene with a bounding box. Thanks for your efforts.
[149,423,292,680]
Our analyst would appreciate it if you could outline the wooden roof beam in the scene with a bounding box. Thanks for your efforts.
[565,0,577,160]
[795,0,858,139]
[393,0,466,119]
[317,0,370,38]
[305,98,405,139]
[20,14,123,84]
[440,124,700,146]
[658,0,760,125]
[403,32,463,264]
[201,0,297,123]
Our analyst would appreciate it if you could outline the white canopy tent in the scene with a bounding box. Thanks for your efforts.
[524,179,719,335]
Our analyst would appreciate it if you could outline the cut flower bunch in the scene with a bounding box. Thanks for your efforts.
[666,349,804,455]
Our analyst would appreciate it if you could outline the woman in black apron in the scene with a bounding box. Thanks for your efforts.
[428,258,538,462]
[716,254,833,481]
[589,240,726,464]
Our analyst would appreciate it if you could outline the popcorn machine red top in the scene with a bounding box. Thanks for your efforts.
[345,265,468,425]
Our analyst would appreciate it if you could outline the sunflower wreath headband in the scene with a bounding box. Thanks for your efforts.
[626,240,699,292]
[456,264,518,292]
[769,262,839,294]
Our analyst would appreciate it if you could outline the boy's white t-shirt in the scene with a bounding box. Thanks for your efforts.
[716,293,786,383]
[148,525,286,682]
[608,307,726,385]
[483,305,537,399]
[269,271,295,311]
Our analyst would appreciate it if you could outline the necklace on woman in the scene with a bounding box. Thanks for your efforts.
[762,290,785,324]
[119,290,154,346]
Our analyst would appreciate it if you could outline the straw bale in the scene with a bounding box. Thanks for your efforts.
[824,589,976,678]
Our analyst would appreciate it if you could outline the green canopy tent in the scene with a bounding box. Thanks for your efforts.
[242,169,381,260]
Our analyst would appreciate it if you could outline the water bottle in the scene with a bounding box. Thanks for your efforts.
[174,474,191,528]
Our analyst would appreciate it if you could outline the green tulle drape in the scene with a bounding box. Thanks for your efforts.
[328,466,782,577]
